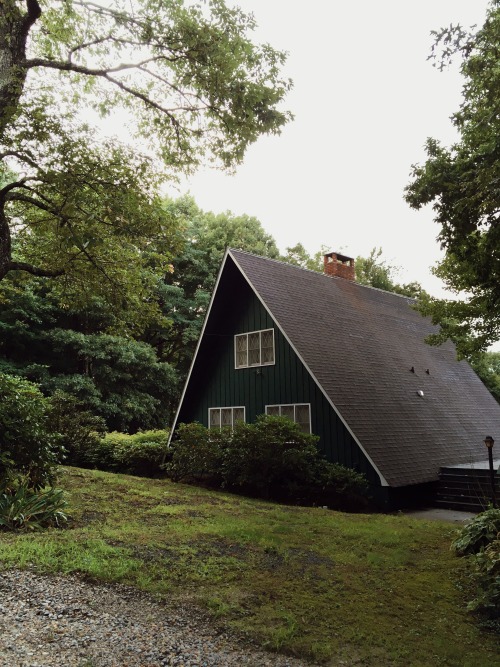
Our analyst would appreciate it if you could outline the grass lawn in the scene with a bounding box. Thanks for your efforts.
[0,467,498,666]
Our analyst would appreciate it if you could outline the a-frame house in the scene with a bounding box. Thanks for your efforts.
[170,249,500,508]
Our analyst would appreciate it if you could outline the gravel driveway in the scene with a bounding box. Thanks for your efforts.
[0,569,317,667]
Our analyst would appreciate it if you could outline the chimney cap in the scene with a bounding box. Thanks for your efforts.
[324,250,354,264]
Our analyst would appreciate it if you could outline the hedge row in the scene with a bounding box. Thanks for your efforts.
[166,416,370,510]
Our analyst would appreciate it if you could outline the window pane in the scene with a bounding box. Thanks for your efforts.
[233,408,245,424]
[209,409,220,428]
[261,329,274,364]
[281,405,295,421]
[235,335,247,368]
[221,408,232,427]
[248,332,260,365]
[295,404,311,433]
[266,405,280,416]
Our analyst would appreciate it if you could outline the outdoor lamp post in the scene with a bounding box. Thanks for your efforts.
[484,436,497,508]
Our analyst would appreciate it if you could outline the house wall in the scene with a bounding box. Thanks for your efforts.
[177,262,381,487]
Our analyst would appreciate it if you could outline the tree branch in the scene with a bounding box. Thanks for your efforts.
[5,192,60,216]
[0,177,42,200]
[64,219,119,285]
[67,34,181,60]
[25,55,166,76]
[0,150,40,171]
[71,0,147,31]
[8,260,65,277]
[68,34,114,62]
[24,58,184,130]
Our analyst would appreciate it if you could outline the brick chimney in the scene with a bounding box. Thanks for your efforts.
[323,251,355,281]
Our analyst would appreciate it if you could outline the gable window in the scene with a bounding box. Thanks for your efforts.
[235,328,275,369]
[209,406,245,430]
[265,403,311,433]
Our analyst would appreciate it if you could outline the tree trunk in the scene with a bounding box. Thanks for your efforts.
[0,206,12,280]
[0,0,41,139]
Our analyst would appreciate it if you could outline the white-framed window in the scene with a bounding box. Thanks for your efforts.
[265,403,311,433]
[208,406,246,430]
[235,328,275,369]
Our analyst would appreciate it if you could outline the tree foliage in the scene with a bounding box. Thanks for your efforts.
[0,275,178,431]
[0,0,291,325]
[1,113,177,329]
[470,351,500,404]
[280,243,324,272]
[405,1,500,357]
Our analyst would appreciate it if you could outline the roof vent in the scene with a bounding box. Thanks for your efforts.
[323,251,355,281]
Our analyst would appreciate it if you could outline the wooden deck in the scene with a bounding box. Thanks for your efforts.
[435,460,500,512]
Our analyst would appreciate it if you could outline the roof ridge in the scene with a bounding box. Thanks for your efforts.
[228,247,416,302]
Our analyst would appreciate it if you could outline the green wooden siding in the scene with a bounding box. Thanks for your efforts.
[178,260,381,486]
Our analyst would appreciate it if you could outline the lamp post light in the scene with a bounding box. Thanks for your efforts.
[484,436,497,508]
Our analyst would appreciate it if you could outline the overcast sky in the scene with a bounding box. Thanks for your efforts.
[167,0,491,297]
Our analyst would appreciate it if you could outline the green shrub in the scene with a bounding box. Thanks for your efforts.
[468,538,500,619]
[452,508,500,622]
[467,537,500,618]
[167,416,370,509]
[81,435,116,471]
[222,416,321,498]
[0,373,63,489]
[82,430,170,477]
[112,430,169,477]
[452,508,500,556]
[48,391,107,468]
[0,478,67,531]
[165,422,226,484]
[300,458,371,510]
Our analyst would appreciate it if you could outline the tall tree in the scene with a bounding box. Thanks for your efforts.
[470,351,500,404]
[405,1,500,358]
[0,0,291,323]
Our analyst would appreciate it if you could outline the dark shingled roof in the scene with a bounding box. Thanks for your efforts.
[229,249,500,488]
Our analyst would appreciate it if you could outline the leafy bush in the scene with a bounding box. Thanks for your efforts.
[302,458,370,510]
[0,478,67,531]
[0,373,63,489]
[467,538,500,618]
[167,416,370,509]
[165,422,225,484]
[79,430,170,477]
[48,391,107,468]
[222,416,322,498]
[111,430,169,477]
[451,508,500,556]
[452,508,500,621]
[81,434,116,471]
